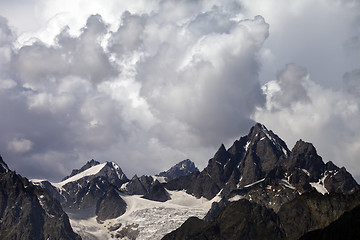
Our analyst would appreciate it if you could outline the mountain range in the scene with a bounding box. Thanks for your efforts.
[1,122,360,239]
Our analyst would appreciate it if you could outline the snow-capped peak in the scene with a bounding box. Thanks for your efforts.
[55,163,107,187]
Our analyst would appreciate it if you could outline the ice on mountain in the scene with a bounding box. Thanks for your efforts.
[55,163,107,187]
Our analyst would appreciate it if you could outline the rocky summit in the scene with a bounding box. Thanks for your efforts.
[157,159,199,181]
[166,123,358,213]
[163,123,360,240]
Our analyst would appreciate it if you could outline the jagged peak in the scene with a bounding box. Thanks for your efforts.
[215,144,227,156]
[244,122,290,158]
[287,139,325,181]
[291,139,318,156]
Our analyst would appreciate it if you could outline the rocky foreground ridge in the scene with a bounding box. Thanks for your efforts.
[0,156,81,240]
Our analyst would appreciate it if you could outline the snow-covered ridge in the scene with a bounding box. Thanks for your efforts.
[53,162,107,188]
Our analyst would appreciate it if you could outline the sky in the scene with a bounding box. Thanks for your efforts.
[0,0,359,182]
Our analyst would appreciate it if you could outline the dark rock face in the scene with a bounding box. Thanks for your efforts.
[33,180,69,203]
[124,175,153,195]
[300,204,360,240]
[0,162,80,240]
[323,166,359,194]
[0,155,9,173]
[169,189,360,240]
[123,175,170,202]
[142,180,170,202]
[49,161,129,209]
[278,190,360,240]
[157,159,199,181]
[96,188,127,222]
[162,199,286,240]
[284,139,326,181]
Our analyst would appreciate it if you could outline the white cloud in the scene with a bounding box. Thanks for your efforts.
[0,0,359,181]
[7,137,34,153]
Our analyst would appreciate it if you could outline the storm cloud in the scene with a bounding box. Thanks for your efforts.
[0,0,359,181]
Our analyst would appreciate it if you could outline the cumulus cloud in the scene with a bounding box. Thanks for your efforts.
[0,0,359,182]
[0,2,270,180]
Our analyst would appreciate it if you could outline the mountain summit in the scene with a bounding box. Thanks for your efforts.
[157,159,199,181]
[166,123,359,211]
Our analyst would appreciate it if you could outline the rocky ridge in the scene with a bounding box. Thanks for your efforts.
[0,155,81,240]
[166,123,358,216]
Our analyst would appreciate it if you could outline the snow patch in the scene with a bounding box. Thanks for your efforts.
[310,174,329,195]
[216,160,223,166]
[301,169,310,176]
[278,179,296,190]
[152,175,167,183]
[243,178,265,188]
[53,163,107,188]
[244,141,251,151]
[310,182,328,195]
[229,195,245,202]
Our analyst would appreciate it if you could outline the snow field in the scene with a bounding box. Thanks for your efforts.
[67,190,217,240]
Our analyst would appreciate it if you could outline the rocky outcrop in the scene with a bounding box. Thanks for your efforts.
[162,199,286,240]
[96,188,127,222]
[124,175,153,195]
[157,159,199,181]
[299,204,360,240]
[278,190,360,240]
[142,180,170,202]
[123,175,170,202]
[0,160,80,240]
